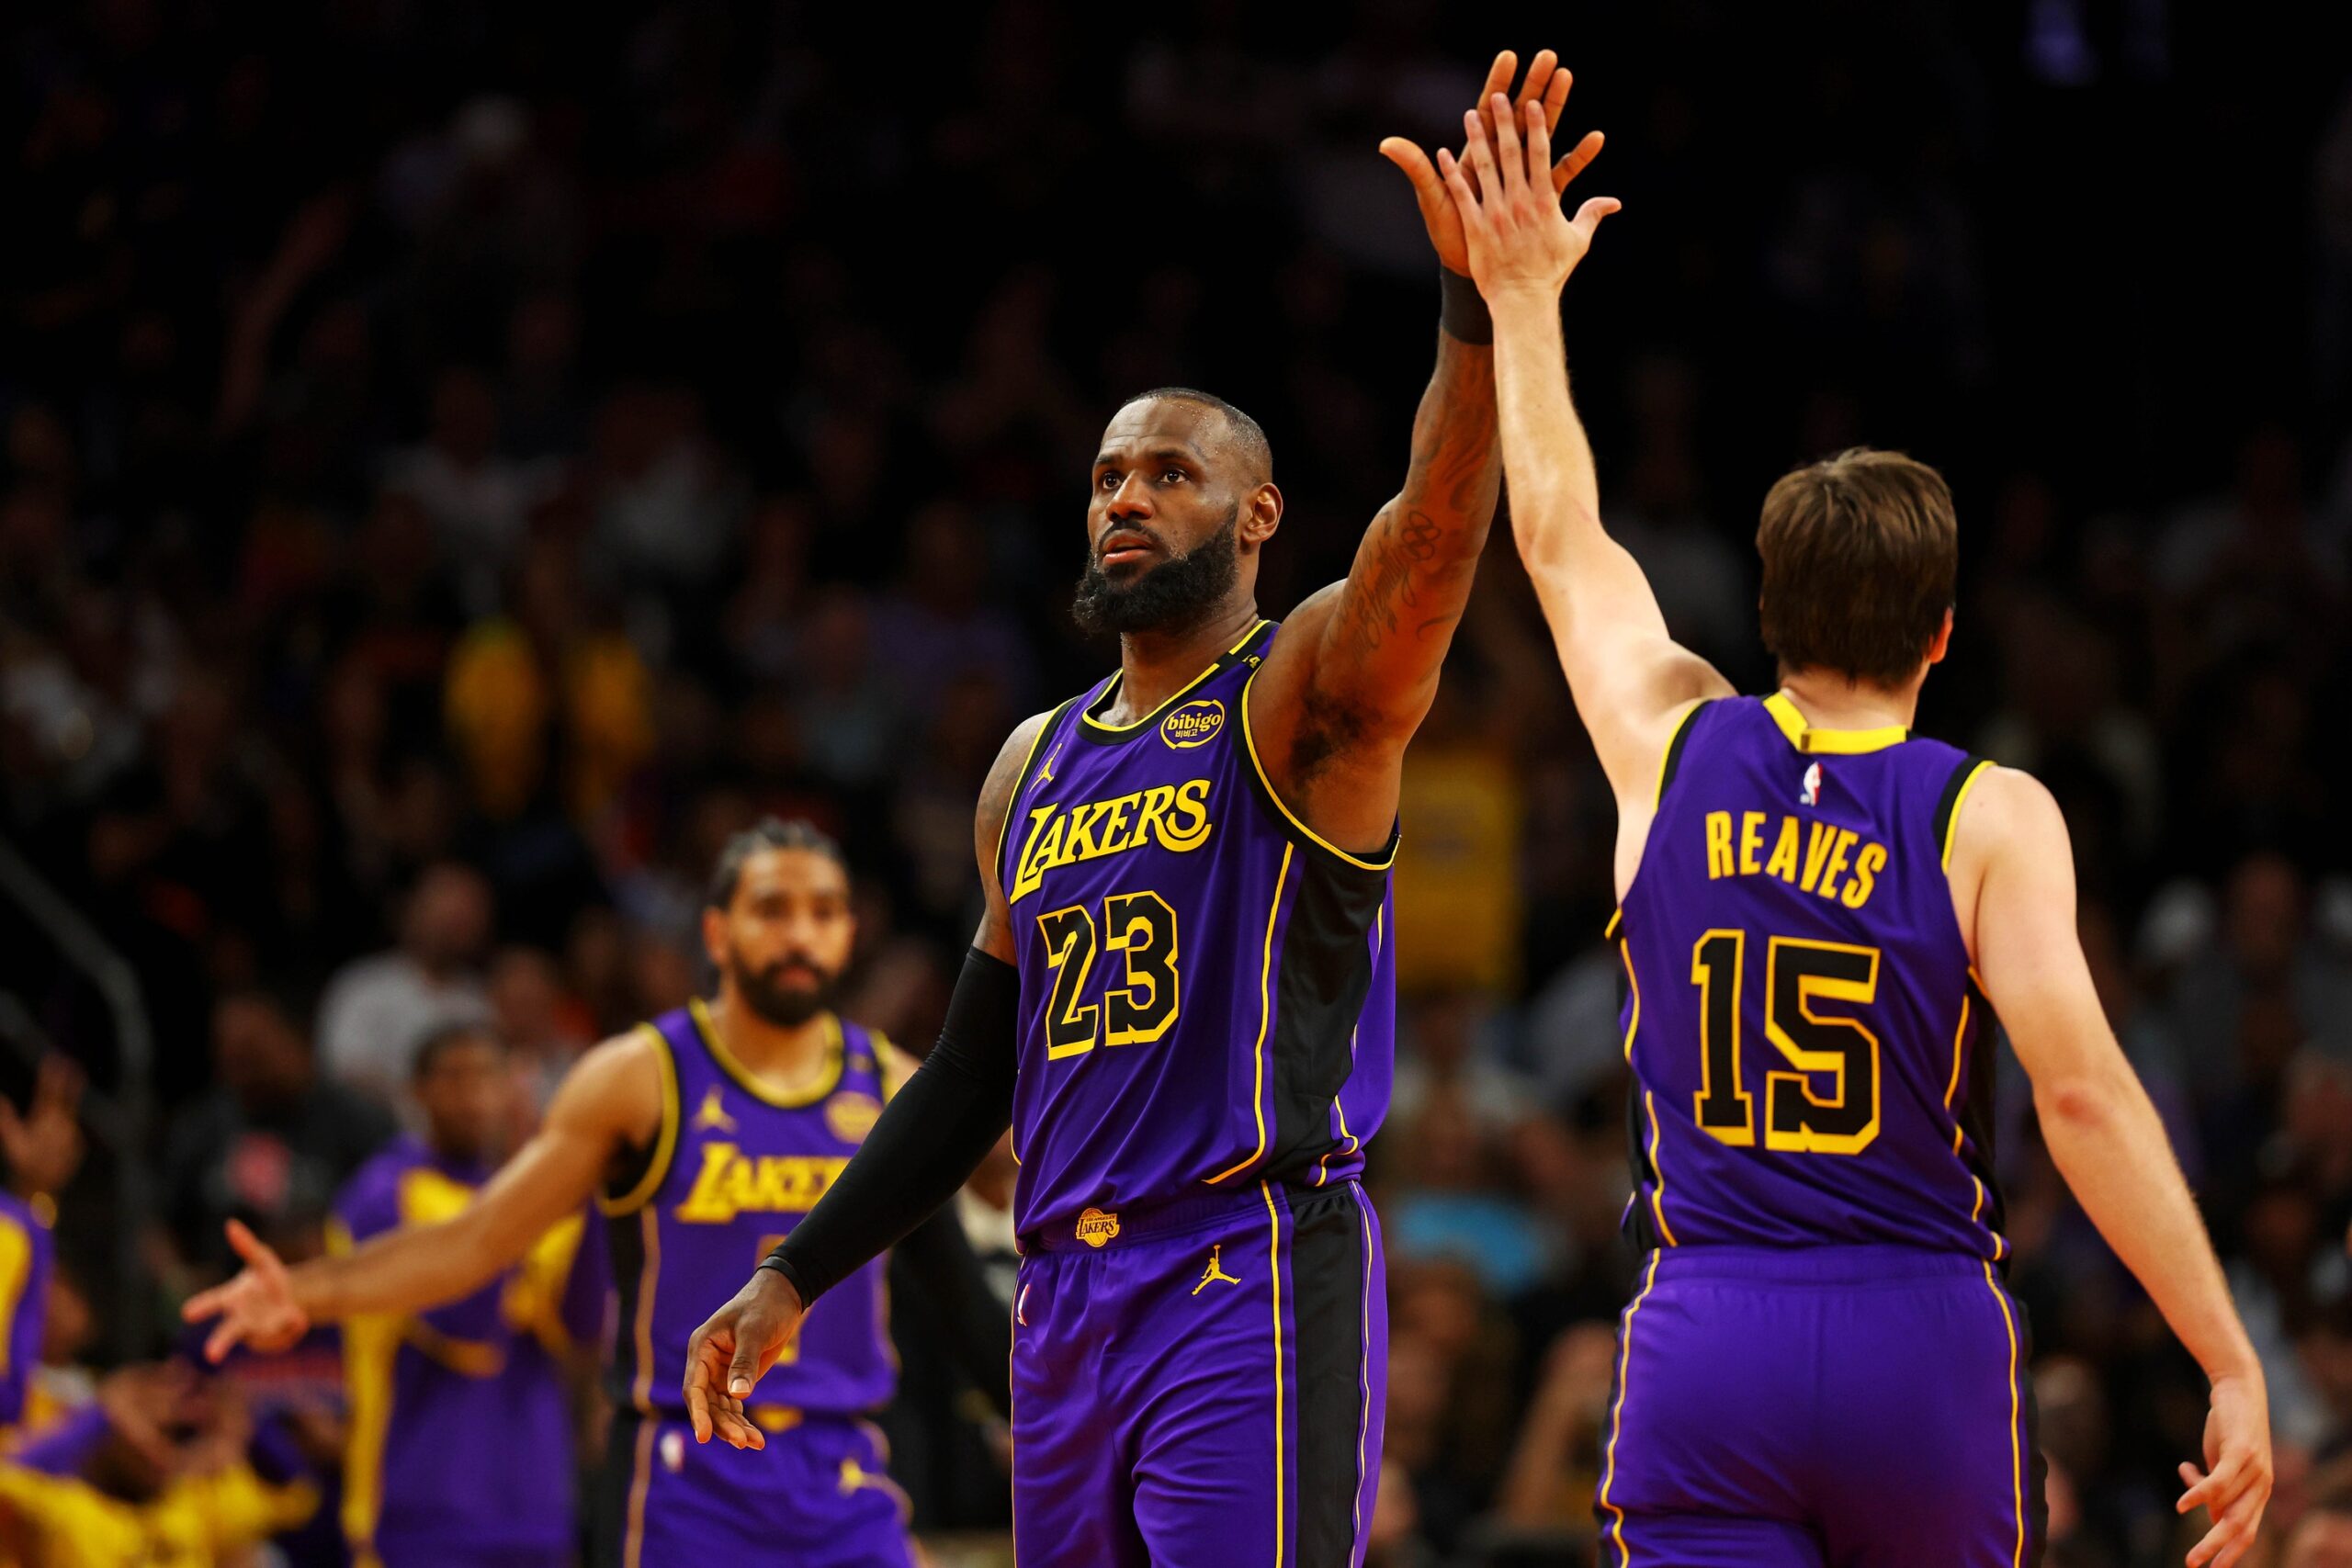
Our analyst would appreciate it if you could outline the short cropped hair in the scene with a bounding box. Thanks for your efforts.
[412,1021,502,1080]
[1756,447,1958,688]
[705,817,847,910]
[1126,386,1272,482]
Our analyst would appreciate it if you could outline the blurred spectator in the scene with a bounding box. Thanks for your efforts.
[316,863,495,1100]
[164,988,396,1278]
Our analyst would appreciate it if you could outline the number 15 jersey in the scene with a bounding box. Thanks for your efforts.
[1616,694,2007,1261]
[997,619,1396,1244]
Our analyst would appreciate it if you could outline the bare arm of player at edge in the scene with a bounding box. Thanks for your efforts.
[675,49,1611,1453]
[180,1033,659,1359]
[1448,99,2271,1568]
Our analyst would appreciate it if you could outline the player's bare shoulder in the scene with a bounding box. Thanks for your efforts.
[1943,763,2075,958]
[975,708,1063,865]
[547,1025,670,1151]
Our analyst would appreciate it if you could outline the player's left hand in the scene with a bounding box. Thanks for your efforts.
[2177,1370,2272,1568]
[1379,48,1604,276]
[1442,93,1621,305]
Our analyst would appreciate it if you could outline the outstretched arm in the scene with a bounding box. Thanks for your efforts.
[1445,96,1733,817]
[680,710,1044,1449]
[182,1036,656,1359]
[1962,770,2269,1568]
[1248,51,1602,853]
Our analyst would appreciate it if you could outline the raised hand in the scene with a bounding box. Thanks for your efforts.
[1380,49,1606,276]
[1442,94,1621,303]
[682,1269,805,1450]
[2177,1371,2272,1568]
[180,1219,311,1362]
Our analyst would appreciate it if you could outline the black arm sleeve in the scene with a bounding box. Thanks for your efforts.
[759,947,1018,1306]
[889,1205,1012,1418]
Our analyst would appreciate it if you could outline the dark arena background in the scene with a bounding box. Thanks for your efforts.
[6,3,2352,1565]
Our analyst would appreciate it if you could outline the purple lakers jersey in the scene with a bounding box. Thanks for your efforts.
[1616,694,2003,1259]
[997,619,1397,1242]
[334,1136,598,1560]
[604,1001,896,1416]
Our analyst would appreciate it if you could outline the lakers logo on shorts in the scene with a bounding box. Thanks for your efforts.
[1160,699,1225,750]
[1075,1206,1121,1247]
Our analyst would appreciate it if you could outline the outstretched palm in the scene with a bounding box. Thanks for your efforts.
[1380,48,1607,276]
[181,1218,311,1361]
[1442,93,1621,300]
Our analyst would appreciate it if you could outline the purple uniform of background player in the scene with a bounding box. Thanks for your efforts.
[999,619,1393,1568]
[0,1190,52,1429]
[1598,695,2039,1565]
[600,1001,910,1568]
[333,1134,602,1568]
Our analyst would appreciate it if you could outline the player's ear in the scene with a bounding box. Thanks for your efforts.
[1926,607,1954,666]
[1242,480,1283,547]
[700,905,729,972]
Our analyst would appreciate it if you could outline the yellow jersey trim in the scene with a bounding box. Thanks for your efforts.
[1238,670,1400,873]
[1618,942,1678,1247]
[1208,842,1295,1185]
[1941,759,1996,871]
[598,1024,680,1217]
[330,1218,395,1562]
[1653,699,1708,807]
[692,998,843,1109]
[1081,618,1268,736]
[1598,1249,1664,1564]
[993,702,1072,874]
[1762,692,1909,755]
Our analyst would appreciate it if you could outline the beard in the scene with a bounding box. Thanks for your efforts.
[729,953,841,1028]
[1070,506,1240,637]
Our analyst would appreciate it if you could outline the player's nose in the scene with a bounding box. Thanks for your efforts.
[1103,470,1155,522]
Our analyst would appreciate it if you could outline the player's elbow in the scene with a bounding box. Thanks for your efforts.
[2033,1070,2136,1138]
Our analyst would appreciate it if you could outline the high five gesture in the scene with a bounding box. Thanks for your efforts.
[1442,93,1620,302]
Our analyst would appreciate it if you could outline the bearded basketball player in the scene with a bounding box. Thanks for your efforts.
[682,48,1609,1568]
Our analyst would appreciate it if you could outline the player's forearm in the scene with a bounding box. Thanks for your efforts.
[292,1214,517,1324]
[2037,1065,2260,1382]
[1489,288,1601,547]
[766,1048,1012,1305]
[1325,327,1499,686]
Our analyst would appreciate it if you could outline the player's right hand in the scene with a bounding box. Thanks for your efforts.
[1440,93,1619,306]
[683,1268,804,1450]
[2177,1371,2272,1568]
[180,1218,311,1362]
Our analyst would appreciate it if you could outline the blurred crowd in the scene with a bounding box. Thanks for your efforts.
[7,2,2352,1565]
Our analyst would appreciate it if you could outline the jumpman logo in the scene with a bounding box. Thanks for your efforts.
[693,1087,738,1134]
[1037,744,1062,787]
[1192,1245,1241,1295]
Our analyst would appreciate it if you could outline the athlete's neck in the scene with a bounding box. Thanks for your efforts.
[1104,599,1261,724]
[1776,669,1923,734]
[706,993,836,1097]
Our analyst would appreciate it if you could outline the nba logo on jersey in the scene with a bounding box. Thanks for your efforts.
[1800,761,1823,807]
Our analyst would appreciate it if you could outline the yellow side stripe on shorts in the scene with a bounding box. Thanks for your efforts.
[1983,1258,2026,1568]
[1262,1179,1287,1568]
[1597,1249,1663,1566]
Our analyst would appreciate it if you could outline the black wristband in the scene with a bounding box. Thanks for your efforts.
[754,1251,808,1303]
[1440,266,1492,344]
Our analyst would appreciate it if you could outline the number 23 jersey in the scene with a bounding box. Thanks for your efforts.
[1616,694,2007,1260]
[997,619,1396,1242]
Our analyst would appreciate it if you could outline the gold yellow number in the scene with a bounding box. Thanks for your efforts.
[1685,932,1881,1156]
[1035,904,1102,1059]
